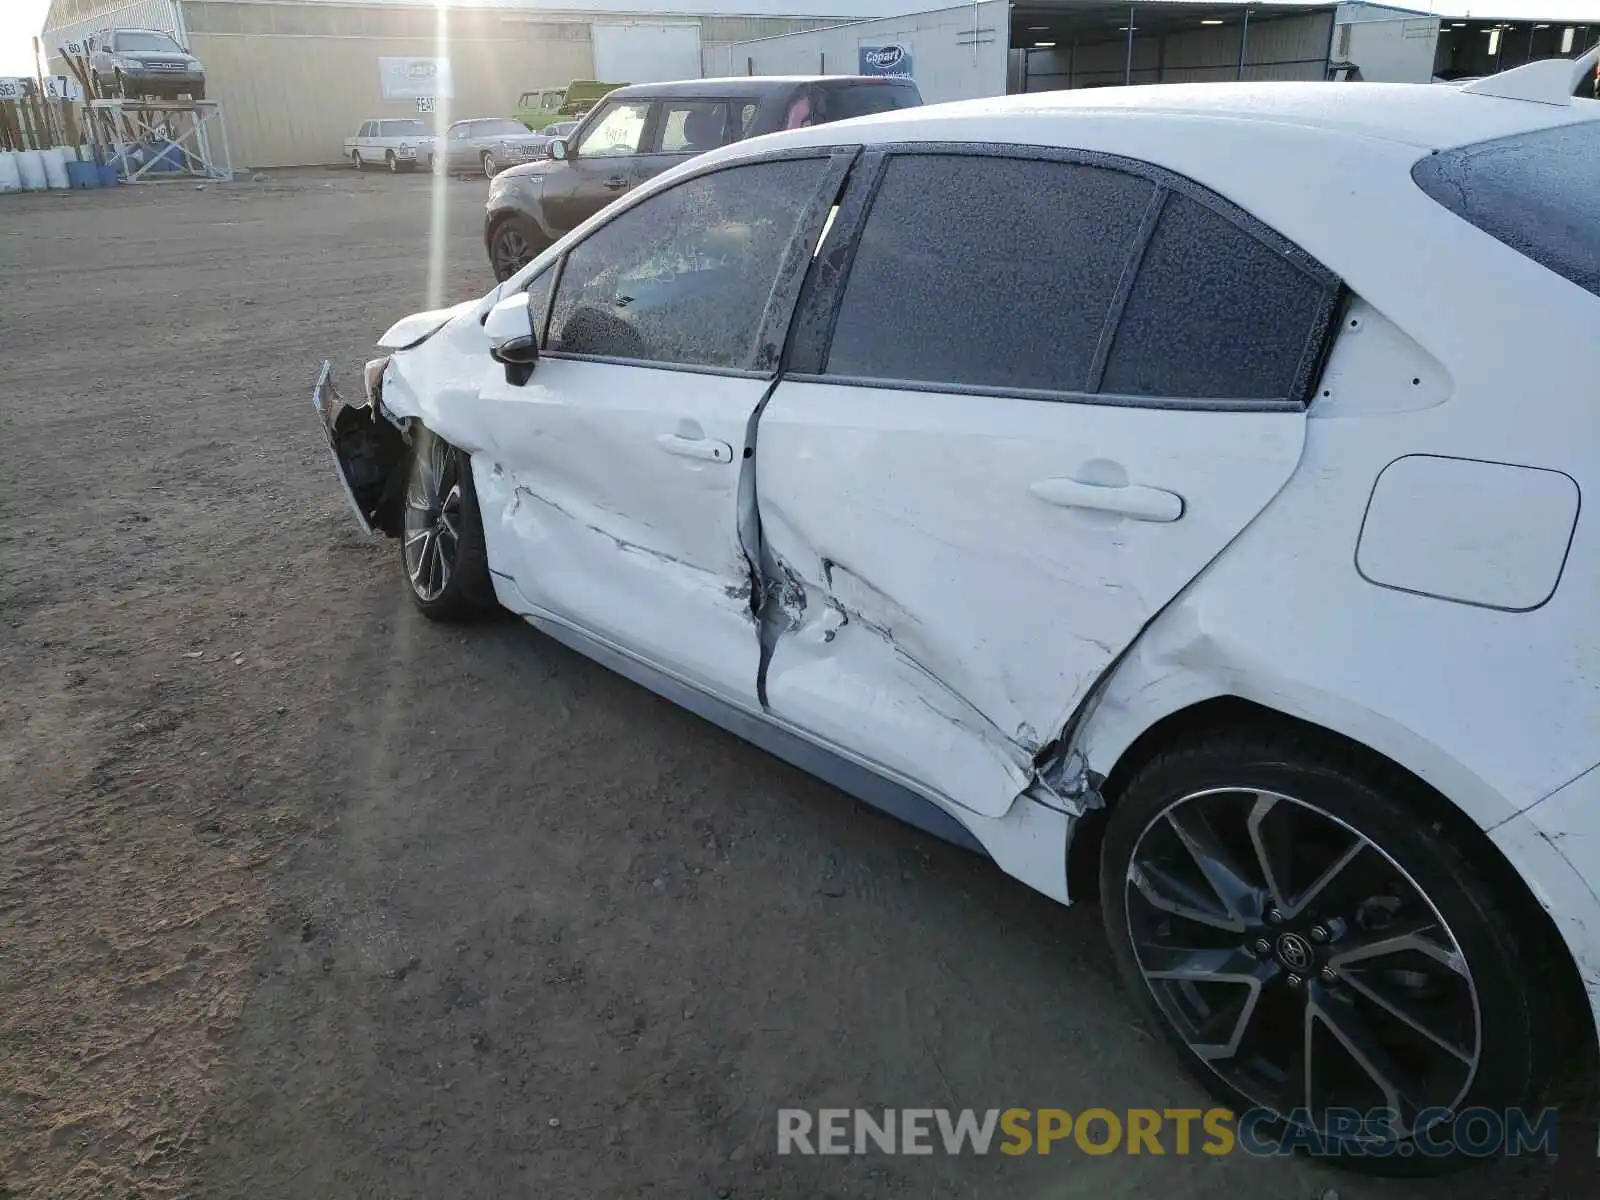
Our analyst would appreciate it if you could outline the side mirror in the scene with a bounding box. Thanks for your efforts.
[548,138,568,161]
[485,293,538,382]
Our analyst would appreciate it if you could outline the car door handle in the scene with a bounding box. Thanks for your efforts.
[603,176,629,190]
[656,433,733,464]
[1029,478,1184,522]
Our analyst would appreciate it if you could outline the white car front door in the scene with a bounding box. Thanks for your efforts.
[468,153,851,707]
[754,150,1339,819]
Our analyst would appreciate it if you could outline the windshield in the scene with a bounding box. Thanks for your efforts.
[1412,119,1600,299]
[115,31,181,53]
[380,120,427,137]
[477,120,528,137]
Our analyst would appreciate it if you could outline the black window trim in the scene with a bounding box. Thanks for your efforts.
[784,140,1342,412]
[538,146,861,379]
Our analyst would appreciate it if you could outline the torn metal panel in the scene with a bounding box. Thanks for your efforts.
[466,353,770,706]
[751,377,1307,820]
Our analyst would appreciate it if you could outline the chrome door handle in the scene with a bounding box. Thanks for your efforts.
[1029,478,1184,522]
[656,433,732,463]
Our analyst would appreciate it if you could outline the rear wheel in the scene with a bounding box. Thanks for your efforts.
[400,430,494,622]
[1099,726,1547,1174]
[481,150,497,179]
[489,216,543,283]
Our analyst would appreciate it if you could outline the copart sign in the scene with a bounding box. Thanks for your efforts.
[858,44,913,79]
[379,57,454,101]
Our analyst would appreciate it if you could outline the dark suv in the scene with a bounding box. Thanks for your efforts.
[483,75,923,280]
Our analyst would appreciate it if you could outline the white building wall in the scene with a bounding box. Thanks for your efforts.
[1332,13,1440,81]
[715,3,1009,104]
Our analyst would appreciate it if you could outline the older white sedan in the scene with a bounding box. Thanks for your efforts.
[314,52,1600,1172]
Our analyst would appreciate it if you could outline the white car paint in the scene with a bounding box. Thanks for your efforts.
[360,66,1600,1042]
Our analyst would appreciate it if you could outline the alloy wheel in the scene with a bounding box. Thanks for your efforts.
[482,152,497,179]
[1125,787,1482,1146]
[492,224,533,280]
[402,438,462,603]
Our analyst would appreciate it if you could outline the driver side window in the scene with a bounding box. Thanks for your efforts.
[576,100,650,158]
[545,158,832,371]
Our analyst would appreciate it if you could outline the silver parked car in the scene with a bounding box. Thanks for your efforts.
[88,27,205,100]
[442,117,554,178]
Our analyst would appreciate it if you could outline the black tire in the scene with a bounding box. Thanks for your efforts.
[488,216,544,283]
[399,430,494,622]
[192,83,206,101]
[386,151,398,174]
[352,151,363,171]
[1099,724,1547,1176]
[481,151,497,179]
[112,70,126,99]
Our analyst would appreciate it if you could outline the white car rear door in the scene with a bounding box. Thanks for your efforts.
[468,152,852,708]
[754,149,1341,818]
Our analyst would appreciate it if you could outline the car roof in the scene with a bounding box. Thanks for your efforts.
[606,75,915,101]
[750,81,1599,154]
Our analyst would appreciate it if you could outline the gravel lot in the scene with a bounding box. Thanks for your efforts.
[0,170,1592,1199]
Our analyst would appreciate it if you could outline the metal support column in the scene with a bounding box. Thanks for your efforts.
[1124,5,1136,85]
[1237,9,1252,80]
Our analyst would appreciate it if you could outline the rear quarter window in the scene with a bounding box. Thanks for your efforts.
[1412,120,1600,299]
[816,83,921,122]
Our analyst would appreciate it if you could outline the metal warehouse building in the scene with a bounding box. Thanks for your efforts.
[39,0,1600,167]
[40,0,895,166]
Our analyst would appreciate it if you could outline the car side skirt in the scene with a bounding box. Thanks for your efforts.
[490,570,989,856]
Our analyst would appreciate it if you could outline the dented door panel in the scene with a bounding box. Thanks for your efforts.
[754,380,1307,819]
[472,356,766,706]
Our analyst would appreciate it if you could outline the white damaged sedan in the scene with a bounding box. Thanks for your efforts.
[314,53,1600,1171]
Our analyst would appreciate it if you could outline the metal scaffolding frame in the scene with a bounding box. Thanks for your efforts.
[88,97,234,182]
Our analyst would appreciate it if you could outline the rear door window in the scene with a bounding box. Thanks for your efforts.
[1411,120,1600,299]
[825,154,1155,393]
[657,101,738,154]
[1100,192,1334,401]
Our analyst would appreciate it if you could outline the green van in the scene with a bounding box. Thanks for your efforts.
[513,80,628,133]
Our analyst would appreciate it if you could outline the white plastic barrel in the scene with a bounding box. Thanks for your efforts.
[17,150,47,191]
[42,148,70,189]
[0,152,21,193]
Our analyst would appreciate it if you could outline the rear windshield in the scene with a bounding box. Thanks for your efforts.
[1412,119,1600,299]
[816,82,922,121]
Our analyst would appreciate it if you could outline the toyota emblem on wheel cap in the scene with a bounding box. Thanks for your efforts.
[1276,932,1314,971]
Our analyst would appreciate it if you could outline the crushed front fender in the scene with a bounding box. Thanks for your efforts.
[310,358,408,537]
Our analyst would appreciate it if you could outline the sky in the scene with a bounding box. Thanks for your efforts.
[2,0,1598,77]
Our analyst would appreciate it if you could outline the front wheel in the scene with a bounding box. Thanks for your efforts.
[352,151,363,171]
[385,151,398,174]
[1099,726,1548,1175]
[400,430,494,622]
[481,151,497,179]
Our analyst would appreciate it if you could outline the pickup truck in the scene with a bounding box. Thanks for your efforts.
[513,80,626,133]
[344,119,436,173]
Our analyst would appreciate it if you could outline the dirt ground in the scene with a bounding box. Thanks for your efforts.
[0,170,1593,1199]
